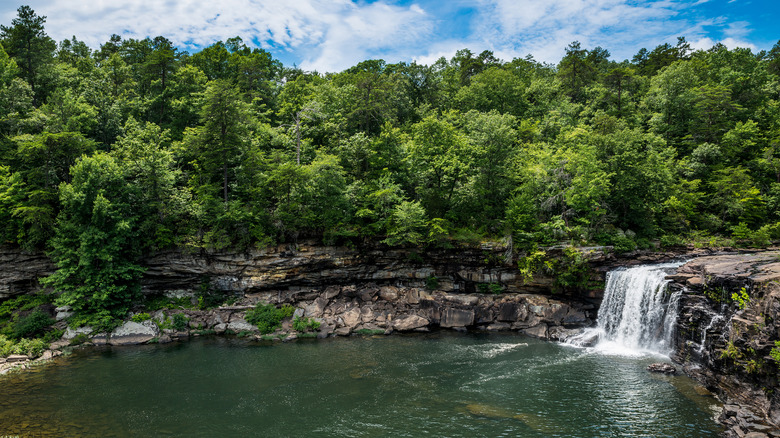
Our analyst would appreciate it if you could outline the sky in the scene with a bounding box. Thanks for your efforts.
[0,0,777,73]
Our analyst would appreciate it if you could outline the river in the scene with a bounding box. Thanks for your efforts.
[0,332,721,437]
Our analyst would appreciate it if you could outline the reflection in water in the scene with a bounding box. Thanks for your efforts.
[0,333,721,437]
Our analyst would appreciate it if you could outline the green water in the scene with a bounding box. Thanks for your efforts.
[1,333,721,437]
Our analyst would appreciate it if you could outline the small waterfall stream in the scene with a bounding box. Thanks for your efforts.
[569,262,684,356]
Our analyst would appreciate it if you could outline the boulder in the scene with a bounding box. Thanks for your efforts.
[213,323,227,334]
[342,307,362,328]
[6,354,28,363]
[55,305,74,321]
[406,289,431,304]
[393,314,429,331]
[334,327,351,336]
[63,326,93,340]
[109,321,160,345]
[486,322,511,331]
[498,302,519,321]
[523,323,548,339]
[227,319,257,332]
[304,296,329,317]
[445,294,479,306]
[378,286,399,301]
[440,308,474,328]
[358,287,378,302]
[323,286,340,300]
[562,310,588,326]
[647,363,677,374]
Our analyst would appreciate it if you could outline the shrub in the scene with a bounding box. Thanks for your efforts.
[131,312,151,323]
[770,341,780,362]
[659,234,685,248]
[477,283,503,294]
[69,333,89,346]
[245,303,295,334]
[292,316,321,332]
[0,335,48,358]
[68,310,121,333]
[731,287,750,310]
[12,310,54,339]
[425,275,439,290]
[172,313,189,331]
[354,329,385,335]
[144,294,194,311]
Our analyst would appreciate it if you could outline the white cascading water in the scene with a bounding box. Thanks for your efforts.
[569,262,684,356]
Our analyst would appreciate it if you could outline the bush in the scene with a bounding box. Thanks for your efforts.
[0,335,48,358]
[12,310,54,339]
[245,303,295,334]
[731,222,771,247]
[660,234,685,248]
[172,313,189,331]
[425,275,439,290]
[68,310,121,333]
[478,283,503,294]
[292,316,321,332]
[131,312,151,323]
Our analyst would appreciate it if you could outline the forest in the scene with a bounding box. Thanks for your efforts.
[1,5,780,323]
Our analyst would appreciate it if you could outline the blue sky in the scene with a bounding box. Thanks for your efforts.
[0,0,777,72]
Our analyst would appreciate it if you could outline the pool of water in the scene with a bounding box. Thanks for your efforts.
[0,332,722,437]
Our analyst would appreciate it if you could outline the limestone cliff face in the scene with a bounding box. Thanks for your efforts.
[0,240,698,301]
[670,252,780,437]
[0,246,54,299]
[140,242,546,296]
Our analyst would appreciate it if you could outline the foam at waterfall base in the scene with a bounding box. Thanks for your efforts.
[564,327,673,358]
[563,261,686,358]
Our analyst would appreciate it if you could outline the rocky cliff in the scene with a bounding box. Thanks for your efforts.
[671,251,780,438]
[0,247,54,299]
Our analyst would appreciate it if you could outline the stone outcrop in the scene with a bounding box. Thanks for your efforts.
[0,239,712,302]
[109,321,160,345]
[647,362,677,374]
[669,251,780,438]
[139,242,548,297]
[60,283,596,348]
[0,246,54,299]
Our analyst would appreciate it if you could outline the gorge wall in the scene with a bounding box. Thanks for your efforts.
[670,252,780,437]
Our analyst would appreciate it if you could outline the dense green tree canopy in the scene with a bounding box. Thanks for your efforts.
[1,5,780,318]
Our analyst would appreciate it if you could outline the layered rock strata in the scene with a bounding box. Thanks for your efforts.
[671,251,780,438]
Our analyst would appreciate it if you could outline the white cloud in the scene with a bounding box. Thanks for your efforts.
[465,0,690,63]
[689,36,756,51]
[4,0,433,72]
[0,0,767,72]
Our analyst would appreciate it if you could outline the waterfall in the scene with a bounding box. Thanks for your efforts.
[568,262,684,356]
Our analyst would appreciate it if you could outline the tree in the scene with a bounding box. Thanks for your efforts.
[603,67,637,117]
[406,116,469,219]
[690,84,742,144]
[644,60,702,151]
[459,110,518,228]
[42,153,144,323]
[383,200,428,246]
[455,67,528,117]
[558,41,596,103]
[184,79,251,205]
[768,40,780,77]
[9,132,95,247]
[0,6,55,105]
[113,118,188,249]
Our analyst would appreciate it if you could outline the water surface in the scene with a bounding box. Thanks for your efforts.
[0,333,721,437]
